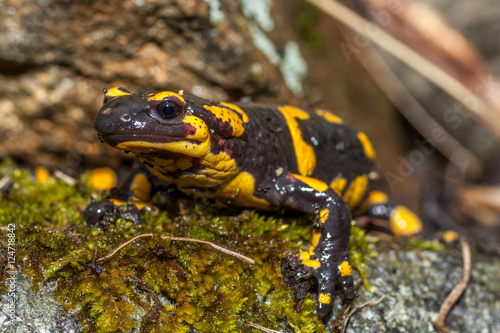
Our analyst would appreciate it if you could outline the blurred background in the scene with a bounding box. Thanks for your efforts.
[1,0,499,249]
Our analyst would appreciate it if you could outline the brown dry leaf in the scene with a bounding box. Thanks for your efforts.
[460,185,500,226]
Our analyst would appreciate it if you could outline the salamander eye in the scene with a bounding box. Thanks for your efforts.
[156,101,183,119]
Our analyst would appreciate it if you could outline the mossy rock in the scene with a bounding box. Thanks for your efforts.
[2,160,499,332]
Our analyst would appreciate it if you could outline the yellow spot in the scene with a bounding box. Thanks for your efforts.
[292,173,328,192]
[390,205,423,237]
[339,261,352,277]
[367,190,388,205]
[221,102,249,123]
[204,105,245,137]
[184,115,209,141]
[148,91,185,103]
[302,258,321,269]
[218,172,271,210]
[319,209,329,225]
[330,175,347,196]
[109,198,126,206]
[131,201,155,211]
[89,167,117,191]
[105,87,131,98]
[311,230,321,248]
[315,109,343,124]
[278,106,316,176]
[35,167,50,183]
[129,173,152,202]
[109,198,153,211]
[299,251,310,261]
[319,293,331,304]
[343,174,369,209]
[357,132,376,160]
[442,230,459,243]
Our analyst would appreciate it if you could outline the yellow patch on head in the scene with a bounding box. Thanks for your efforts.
[204,105,246,137]
[357,132,376,160]
[35,167,50,183]
[148,91,185,103]
[89,167,117,191]
[292,173,328,192]
[105,87,131,99]
[330,175,347,196]
[129,173,152,202]
[343,174,369,209]
[319,293,331,304]
[367,190,388,205]
[218,171,271,210]
[221,102,249,123]
[302,258,321,269]
[390,205,423,237]
[339,261,352,277]
[278,106,316,176]
[184,115,209,142]
[315,109,343,124]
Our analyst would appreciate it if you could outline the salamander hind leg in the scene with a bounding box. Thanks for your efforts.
[362,190,422,237]
[275,173,355,317]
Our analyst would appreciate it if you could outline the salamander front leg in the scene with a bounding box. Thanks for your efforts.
[275,174,355,317]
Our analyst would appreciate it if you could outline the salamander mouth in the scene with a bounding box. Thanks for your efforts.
[99,133,183,146]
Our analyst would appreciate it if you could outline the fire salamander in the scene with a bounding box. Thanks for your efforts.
[94,87,422,317]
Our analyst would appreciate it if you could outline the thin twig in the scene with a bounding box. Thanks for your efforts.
[161,236,255,264]
[341,296,386,333]
[333,302,351,333]
[305,0,500,137]
[96,233,153,262]
[53,170,77,186]
[95,233,255,264]
[431,238,471,333]
[0,175,12,190]
[244,321,281,333]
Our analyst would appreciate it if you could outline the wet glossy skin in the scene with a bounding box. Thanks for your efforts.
[94,87,421,317]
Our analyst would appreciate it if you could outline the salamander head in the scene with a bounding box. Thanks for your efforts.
[94,87,247,186]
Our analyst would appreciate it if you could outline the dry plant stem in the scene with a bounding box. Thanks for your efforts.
[244,321,281,333]
[432,238,471,333]
[0,175,12,190]
[53,170,77,186]
[163,236,255,264]
[306,0,500,137]
[96,233,153,262]
[96,233,255,264]
[341,296,386,333]
[333,303,351,333]
[352,40,482,177]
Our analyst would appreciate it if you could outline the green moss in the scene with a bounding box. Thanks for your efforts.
[0,159,377,332]
[348,223,378,290]
[408,237,446,252]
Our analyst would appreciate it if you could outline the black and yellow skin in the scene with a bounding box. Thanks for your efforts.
[94,87,421,317]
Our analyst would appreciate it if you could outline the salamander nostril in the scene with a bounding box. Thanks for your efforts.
[120,114,132,123]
